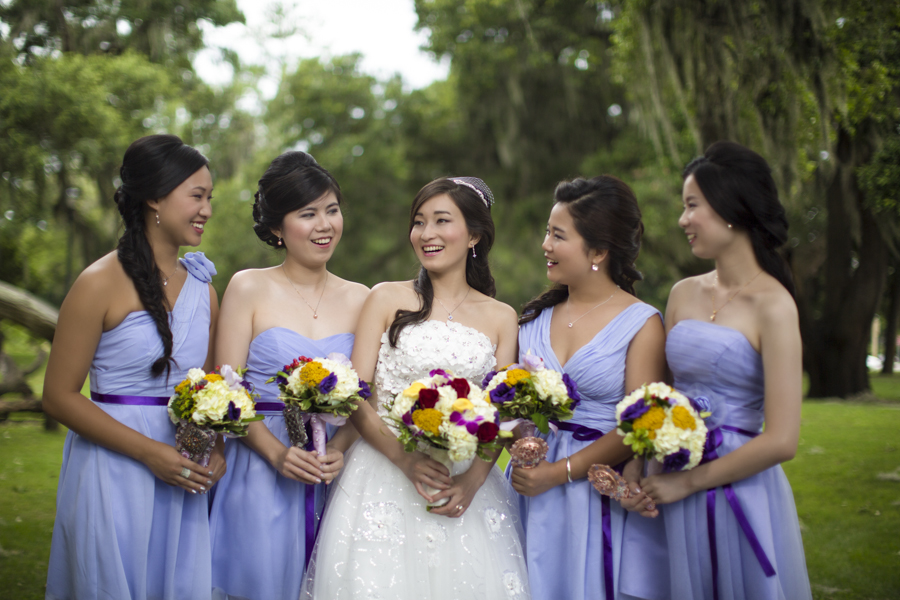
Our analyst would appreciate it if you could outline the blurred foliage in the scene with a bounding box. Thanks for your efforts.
[1,0,898,398]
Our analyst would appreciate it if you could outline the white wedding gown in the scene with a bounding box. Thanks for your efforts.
[300,320,530,599]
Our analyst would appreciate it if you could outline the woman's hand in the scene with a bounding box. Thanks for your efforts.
[641,470,696,506]
[141,440,213,494]
[207,439,227,487]
[396,452,453,502]
[428,466,488,518]
[510,459,566,497]
[272,443,326,484]
[318,444,345,485]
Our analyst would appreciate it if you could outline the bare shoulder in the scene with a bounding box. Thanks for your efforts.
[368,280,416,306]
[329,275,370,302]
[665,272,710,325]
[755,283,799,331]
[483,296,518,325]
[68,252,126,303]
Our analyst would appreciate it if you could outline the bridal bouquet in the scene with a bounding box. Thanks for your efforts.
[267,353,368,455]
[615,382,709,473]
[168,365,262,466]
[482,353,580,435]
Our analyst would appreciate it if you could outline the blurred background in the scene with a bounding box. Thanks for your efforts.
[1,0,898,400]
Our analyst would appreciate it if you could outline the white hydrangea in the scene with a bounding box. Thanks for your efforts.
[483,372,506,394]
[389,393,417,419]
[532,369,568,406]
[192,379,232,424]
[443,424,478,462]
[187,368,206,384]
[319,358,362,400]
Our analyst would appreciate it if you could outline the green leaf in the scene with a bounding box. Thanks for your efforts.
[532,413,550,435]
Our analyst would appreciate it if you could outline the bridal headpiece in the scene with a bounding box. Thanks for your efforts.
[449,177,494,208]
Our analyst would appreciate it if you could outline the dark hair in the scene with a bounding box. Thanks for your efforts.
[683,141,795,298]
[387,178,496,347]
[114,134,209,377]
[520,175,644,325]
[252,151,342,248]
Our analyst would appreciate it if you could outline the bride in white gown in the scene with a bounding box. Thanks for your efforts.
[301,178,530,599]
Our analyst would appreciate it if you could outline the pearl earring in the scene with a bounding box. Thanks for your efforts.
[277,238,282,246]
[727,223,733,229]
[156,212,160,226]
[591,264,599,271]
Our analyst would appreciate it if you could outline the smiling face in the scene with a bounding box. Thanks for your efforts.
[150,166,213,247]
[273,190,343,266]
[679,174,732,259]
[542,202,602,285]
[410,193,477,272]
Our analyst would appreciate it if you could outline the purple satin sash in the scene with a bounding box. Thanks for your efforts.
[551,420,604,441]
[254,401,285,412]
[91,392,169,406]
[552,420,614,596]
[702,425,776,600]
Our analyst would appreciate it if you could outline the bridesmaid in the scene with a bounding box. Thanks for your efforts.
[622,141,811,599]
[43,134,220,600]
[509,176,666,600]
[208,151,368,600]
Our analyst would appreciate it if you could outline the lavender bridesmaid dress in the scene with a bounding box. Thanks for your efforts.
[46,252,216,600]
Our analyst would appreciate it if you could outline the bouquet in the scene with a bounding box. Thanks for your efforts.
[482,353,580,468]
[385,369,512,507]
[168,365,262,466]
[267,353,368,455]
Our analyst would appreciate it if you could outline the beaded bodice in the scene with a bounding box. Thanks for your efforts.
[373,320,497,417]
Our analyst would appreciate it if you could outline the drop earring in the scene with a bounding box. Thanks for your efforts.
[277,238,283,246]
[156,212,160,227]
[471,246,476,258]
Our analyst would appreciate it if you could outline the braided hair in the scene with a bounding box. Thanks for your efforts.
[114,134,208,377]
[520,175,644,324]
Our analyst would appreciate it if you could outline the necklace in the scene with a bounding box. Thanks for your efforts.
[566,286,619,328]
[282,263,328,319]
[710,270,762,322]
[160,263,178,287]
[435,286,470,321]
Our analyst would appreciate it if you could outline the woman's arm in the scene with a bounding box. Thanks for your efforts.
[641,294,802,504]
[511,313,666,497]
[347,284,455,497]
[204,283,228,485]
[42,266,211,493]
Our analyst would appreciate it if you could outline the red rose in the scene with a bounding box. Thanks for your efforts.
[419,388,439,408]
[449,378,470,399]
[476,421,499,443]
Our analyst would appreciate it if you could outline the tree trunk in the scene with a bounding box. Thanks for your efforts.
[881,263,900,374]
[804,128,888,398]
[0,281,59,342]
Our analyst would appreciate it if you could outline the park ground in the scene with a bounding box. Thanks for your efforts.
[0,365,898,599]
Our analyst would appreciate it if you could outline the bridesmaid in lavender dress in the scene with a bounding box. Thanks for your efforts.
[43,135,220,600]
[621,141,811,600]
[508,176,665,600]
[208,152,368,600]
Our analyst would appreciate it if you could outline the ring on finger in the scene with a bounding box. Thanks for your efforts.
[179,467,191,479]
[456,504,464,512]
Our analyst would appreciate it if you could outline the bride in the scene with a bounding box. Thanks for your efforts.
[301,177,530,599]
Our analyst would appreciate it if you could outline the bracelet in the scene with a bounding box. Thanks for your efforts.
[566,456,573,483]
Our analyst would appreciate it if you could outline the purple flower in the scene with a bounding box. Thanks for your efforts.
[563,374,581,407]
[402,411,414,426]
[449,412,463,424]
[429,368,451,379]
[358,379,372,399]
[327,352,352,366]
[620,398,650,421]
[489,382,516,404]
[226,401,241,422]
[662,448,692,473]
[522,353,544,371]
[318,372,337,394]
[689,395,711,414]
[466,421,480,435]
[481,370,498,388]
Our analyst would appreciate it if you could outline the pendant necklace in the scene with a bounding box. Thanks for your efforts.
[282,263,328,319]
[435,286,470,321]
[567,286,619,328]
[710,270,762,322]
[160,263,179,287]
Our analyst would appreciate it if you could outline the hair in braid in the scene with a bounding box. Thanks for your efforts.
[114,134,208,377]
[520,175,644,325]
[388,178,496,347]
[251,151,342,248]
[683,141,795,299]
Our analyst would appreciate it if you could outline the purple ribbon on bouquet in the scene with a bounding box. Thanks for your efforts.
[551,421,614,598]
[702,426,776,600]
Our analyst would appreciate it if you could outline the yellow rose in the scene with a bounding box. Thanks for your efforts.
[452,398,474,413]
[403,382,426,398]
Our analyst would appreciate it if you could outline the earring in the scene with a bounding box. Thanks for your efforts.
[471,246,477,258]
[277,238,283,246]
[591,263,599,271]
[727,223,733,229]
[156,212,160,227]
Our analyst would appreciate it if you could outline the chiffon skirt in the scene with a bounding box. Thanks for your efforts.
[300,437,531,599]
[46,404,211,600]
